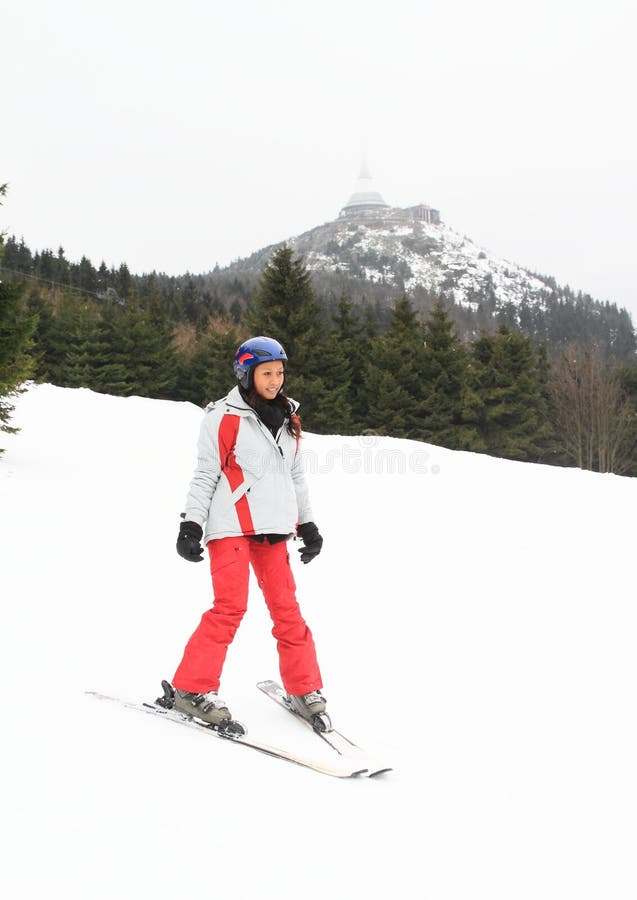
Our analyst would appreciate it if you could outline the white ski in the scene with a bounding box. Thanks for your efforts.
[86,691,369,779]
[256,680,392,777]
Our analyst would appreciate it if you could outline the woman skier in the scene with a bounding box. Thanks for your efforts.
[170,335,326,729]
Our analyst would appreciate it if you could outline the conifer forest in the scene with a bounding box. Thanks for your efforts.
[1,227,636,475]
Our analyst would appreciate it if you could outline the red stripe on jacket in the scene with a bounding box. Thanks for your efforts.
[218,414,255,534]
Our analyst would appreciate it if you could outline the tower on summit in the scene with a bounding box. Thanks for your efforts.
[338,160,441,225]
[339,160,390,218]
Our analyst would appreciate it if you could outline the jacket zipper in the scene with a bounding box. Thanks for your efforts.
[226,396,289,458]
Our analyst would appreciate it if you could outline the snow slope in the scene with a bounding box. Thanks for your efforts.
[1,384,636,900]
[290,214,552,310]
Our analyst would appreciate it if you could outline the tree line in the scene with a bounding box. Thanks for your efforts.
[2,233,636,474]
[1,186,36,447]
[3,231,636,365]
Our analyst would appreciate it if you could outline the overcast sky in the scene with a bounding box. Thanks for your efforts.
[3,0,636,321]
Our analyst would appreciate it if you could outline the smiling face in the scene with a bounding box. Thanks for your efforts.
[252,360,285,400]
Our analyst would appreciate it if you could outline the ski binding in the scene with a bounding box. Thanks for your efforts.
[257,679,392,777]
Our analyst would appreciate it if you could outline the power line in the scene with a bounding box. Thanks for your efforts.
[0,265,122,303]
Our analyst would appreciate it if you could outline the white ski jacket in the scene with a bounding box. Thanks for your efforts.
[183,386,313,543]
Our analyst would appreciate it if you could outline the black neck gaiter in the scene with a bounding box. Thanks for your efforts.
[241,387,287,438]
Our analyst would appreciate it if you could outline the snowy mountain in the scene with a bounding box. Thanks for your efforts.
[2,383,636,900]
[289,210,554,311]
[222,194,581,318]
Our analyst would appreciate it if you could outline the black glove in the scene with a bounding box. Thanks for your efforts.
[297,521,323,564]
[176,520,204,563]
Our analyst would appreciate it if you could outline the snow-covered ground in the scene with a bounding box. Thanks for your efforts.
[1,383,636,900]
[291,215,551,310]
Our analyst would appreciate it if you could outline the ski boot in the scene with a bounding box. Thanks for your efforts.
[288,690,332,733]
[155,680,245,736]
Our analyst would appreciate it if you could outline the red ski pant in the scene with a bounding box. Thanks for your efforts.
[173,536,322,696]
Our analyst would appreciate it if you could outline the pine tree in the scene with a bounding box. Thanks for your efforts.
[124,296,178,397]
[1,235,34,274]
[468,325,549,461]
[309,331,354,433]
[90,296,177,398]
[96,262,110,294]
[25,290,54,380]
[243,246,343,431]
[243,246,323,359]
[62,301,101,388]
[331,295,370,432]
[37,292,101,387]
[89,301,130,395]
[362,364,414,437]
[55,247,70,285]
[198,326,242,405]
[0,278,37,449]
[75,255,98,293]
[1,185,37,449]
[115,263,132,300]
[419,300,479,450]
[362,297,427,438]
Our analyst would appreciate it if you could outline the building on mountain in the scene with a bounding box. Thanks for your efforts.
[339,161,390,218]
[339,162,440,225]
[404,203,440,225]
